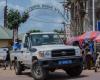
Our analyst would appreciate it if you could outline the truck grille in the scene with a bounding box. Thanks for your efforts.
[52,49,75,57]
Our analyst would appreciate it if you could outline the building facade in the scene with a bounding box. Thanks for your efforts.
[70,0,87,36]
[95,0,100,30]
[0,26,13,47]
[70,0,100,36]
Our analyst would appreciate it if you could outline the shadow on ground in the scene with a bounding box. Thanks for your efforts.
[47,72,88,80]
[21,71,88,80]
[21,72,32,77]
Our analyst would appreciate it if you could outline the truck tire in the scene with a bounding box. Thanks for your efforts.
[31,63,47,80]
[66,66,83,77]
[14,60,22,75]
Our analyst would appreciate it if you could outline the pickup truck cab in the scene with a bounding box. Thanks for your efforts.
[11,32,83,80]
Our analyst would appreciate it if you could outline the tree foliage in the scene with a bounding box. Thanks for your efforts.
[7,9,29,41]
[21,12,29,23]
[7,9,29,30]
[53,29,64,34]
[28,29,41,33]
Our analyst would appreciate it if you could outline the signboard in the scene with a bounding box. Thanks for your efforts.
[28,4,62,15]
[27,4,66,21]
[97,21,100,31]
[26,0,69,22]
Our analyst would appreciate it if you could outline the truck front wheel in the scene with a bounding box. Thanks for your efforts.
[14,61,22,75]
[65,65,83,77]
[31,63,47,80]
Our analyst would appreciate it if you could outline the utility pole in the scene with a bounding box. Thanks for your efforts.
[63,0,67,40]
[4,0,7,28]
[60,0,68,40]
[63,0,71,40]
[60,0,71,42]
[92,0,95,31]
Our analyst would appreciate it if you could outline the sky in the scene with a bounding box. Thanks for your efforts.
[0,0,68,34]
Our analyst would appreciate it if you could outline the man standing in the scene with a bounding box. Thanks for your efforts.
[4,50,12,70]
[89,40,94,55]
[13,39,21,51]
[89,40,95,66]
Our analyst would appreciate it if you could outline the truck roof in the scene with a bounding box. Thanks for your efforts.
[27,32,57,35]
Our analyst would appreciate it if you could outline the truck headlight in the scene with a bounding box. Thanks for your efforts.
[38,51,45,58]
[38,51,51,59]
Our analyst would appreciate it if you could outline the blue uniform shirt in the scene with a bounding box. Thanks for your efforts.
[89,42,94,54]
[13,42,21,50]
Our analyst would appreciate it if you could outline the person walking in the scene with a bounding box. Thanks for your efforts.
[4,49,12,70]
[12,39,21,69]
[81,41,86,69]
[84,42,93,70]
[89,40,95,66]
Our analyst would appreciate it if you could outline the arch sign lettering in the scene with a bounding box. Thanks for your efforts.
[26,2,69,23]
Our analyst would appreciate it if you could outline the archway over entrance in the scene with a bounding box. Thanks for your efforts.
[26,0,69,23]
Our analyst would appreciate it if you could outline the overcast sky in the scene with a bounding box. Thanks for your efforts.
[0,0,68,33]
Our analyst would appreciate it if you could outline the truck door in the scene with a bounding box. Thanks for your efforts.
[23,35,32,66]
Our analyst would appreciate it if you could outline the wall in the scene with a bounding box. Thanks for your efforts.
[0,39,12,48]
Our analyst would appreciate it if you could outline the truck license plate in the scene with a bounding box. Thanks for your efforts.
[58,60,72,65]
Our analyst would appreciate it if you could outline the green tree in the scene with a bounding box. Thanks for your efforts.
[28,29,41,33]
[53,29,64,34]
[7,9,29,41]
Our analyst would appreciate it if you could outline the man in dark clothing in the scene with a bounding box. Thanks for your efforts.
[89,40,95,66]
[89,40,94,55]
[4,50,12,70]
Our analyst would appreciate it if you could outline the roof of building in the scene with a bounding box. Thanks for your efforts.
[0,26,13,39]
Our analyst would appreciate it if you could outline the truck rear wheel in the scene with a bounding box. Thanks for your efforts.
[15,61,22,75]
[31,63,47,80]
[65,66,83,77]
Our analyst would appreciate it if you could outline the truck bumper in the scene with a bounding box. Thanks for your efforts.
[38,56,83,69]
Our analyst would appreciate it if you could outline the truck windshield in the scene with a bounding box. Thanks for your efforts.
[30,34,63,46]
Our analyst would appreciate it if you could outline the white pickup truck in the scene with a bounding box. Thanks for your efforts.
[11,32,83,80]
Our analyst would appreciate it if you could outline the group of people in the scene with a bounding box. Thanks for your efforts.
[81,39,95,69]
[3,39,21,70]
[72,39,95,69]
